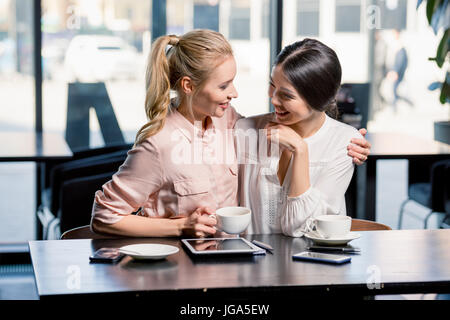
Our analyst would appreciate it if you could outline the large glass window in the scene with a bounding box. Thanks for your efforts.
[193,0,219,31]
[229,0,250,40]
[41,0,150,151]
[0,0,34,132]
[376,0,407,30]
[335,0,361,33]
[296,0,320,37]
[167,0,270,117]
[0,0,35,242]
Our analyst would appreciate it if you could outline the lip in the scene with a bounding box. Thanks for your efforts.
[219,102,230,109]
[275,109,290,117]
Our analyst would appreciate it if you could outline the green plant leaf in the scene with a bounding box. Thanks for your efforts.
[427,0,442,26]
[435,28,450,67]
[439,72,450,104]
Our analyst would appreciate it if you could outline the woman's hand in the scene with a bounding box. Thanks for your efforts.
[265,122,307,155]
[348,128,371,165]
[180,207,217,238]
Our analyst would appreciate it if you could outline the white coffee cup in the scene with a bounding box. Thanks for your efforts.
[305,215,351,238]
[215,206,252,234]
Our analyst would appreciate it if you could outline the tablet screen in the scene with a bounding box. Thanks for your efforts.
[184,238,255,252]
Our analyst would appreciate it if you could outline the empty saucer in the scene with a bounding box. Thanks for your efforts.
[304,232,361,246]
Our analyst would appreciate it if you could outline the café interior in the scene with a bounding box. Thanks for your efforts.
[0,0,449,307]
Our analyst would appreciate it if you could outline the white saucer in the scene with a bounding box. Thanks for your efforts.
[304,231,361,246]
[119,244,179,260]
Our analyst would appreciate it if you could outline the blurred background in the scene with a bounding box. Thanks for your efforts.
[0,0,449,242]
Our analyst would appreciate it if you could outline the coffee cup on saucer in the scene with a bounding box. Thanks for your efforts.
[305,215,351,239]
[214,206,252,235]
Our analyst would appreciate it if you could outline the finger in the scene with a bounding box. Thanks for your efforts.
[348,150,367,162]
[198,206,214,215]
[348,144,370,156]
[195,231,205,238]
[353,157,364,166]
[189,211,199,221]
[351,137,371,149]
[359,128,367,137]
[195,223,217,235]
[198,215,217,226]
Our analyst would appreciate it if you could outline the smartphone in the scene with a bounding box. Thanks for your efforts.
[292,251,351,264]
[89,248,125,263]
[307,245,360,253]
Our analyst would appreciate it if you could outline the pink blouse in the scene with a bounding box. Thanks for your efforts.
[92,106,242,224]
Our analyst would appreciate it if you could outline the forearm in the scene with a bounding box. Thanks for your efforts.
[288,148,311,197]
[91,214,185,237]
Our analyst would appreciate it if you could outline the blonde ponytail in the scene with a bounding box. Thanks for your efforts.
[135,30,233,146]
[135,35,179,146]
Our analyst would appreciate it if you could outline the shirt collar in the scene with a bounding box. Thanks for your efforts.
[169,107,217,142]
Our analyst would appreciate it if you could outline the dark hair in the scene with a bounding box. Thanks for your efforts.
[274,38,342,118]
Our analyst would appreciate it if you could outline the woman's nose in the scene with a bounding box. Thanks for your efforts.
[271,94,281,107]
[228,84,238,99]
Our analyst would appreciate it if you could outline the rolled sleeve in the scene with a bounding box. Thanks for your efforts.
[91,140,164,224]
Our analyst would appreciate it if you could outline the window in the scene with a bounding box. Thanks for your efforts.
[261,0,270,38]
[0,0,34,132]
[0,0,35,242]
[296,0,320,37]
[335,0,361,32]
[42,0,151,150]
[187,0,270,117]
[193,0,219,31]
[376,0,408,30]
[229,0,250,40]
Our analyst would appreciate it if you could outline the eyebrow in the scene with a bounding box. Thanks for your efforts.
[219,78,234,87]
[269,76,296,96]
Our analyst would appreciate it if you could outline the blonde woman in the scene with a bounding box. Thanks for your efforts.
[91,30,370,238]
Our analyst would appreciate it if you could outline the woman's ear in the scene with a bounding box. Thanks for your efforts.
[180,76,194,95]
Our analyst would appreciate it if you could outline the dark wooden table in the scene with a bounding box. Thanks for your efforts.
[0,131,73,239]
[361,132,450,221]
[0,131,72,162]
[29,230,450,302]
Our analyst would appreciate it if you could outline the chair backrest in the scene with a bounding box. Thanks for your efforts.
[445,161,450,214]
[430,159,450,212]
[49,150,128,215]
[59,171,116,234]
[351,219,391,231]
[60,225,115,240]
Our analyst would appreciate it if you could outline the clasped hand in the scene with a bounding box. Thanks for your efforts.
[181,207,217,238]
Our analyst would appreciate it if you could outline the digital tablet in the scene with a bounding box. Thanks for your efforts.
[182,238,262,255]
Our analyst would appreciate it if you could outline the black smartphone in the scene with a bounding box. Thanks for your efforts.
[89,248,125,263]
[293,251,351,264]
[307,245,361,253]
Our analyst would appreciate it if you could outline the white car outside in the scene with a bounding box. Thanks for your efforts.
[64,35,140,82]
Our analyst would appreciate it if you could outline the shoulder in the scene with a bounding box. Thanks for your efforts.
[129,137,160,159]
[222,105,244,129]
[325,116,363,145]
[235,112,274,130]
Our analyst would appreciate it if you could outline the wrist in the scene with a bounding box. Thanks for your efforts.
[292,141,308,155]
[172,217,187,237]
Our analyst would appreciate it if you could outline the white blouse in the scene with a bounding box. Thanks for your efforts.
[235,113,363,237]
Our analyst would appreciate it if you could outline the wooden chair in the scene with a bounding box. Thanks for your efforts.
[60,225,116,240]
[351,219,391,231]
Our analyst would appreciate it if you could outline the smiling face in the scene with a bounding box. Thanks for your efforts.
[190,55,238,119]
[269,64,320,125]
